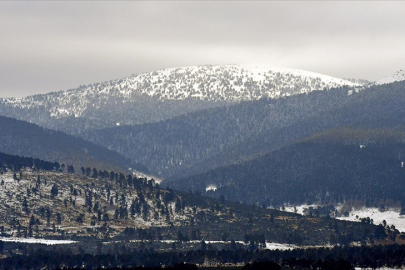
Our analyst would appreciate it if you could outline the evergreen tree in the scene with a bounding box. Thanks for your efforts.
[51,184,58,197]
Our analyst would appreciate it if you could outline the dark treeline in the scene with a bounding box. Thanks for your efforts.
[2,244,405,270]
[0,152,60,172]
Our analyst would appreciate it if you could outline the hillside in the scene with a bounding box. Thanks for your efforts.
[169,127,405,207]
[0,115,145,174]
[79,81,405,181]
[167,80,405,180]
[82,86,358,178]
[0,64,359,134]
[0,154,395,249]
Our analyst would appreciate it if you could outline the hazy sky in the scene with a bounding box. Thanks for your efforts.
[1,1,404,98]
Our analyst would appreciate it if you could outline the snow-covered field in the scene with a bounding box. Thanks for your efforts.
[283,204,405,232]
[336,207,405,231]
[0,237,76,245]
[205,241,296,250]
[132,239,300,250]
[264,242,297,250]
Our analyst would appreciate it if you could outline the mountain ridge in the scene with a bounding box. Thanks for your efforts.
[80,85,361,179]
[0,64,360,133]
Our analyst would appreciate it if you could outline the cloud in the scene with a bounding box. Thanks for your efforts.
[0,1,404,97]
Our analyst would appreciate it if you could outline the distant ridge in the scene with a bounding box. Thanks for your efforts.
[0,64,360,133]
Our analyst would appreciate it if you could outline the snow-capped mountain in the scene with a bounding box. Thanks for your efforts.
[0,64,360,133]
[376,70,405,85]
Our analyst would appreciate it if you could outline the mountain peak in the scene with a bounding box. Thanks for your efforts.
[0,64,361,132]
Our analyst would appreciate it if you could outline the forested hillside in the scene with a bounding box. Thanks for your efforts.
[82,86,358,178]
[0,152,390,248]
[169,80,405,180]
[0,152,60,171]
[0,116,146,174]
[170,128,405,206]
[81,81,405,182]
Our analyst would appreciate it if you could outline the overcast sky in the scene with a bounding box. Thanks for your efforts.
[0,1,404,98]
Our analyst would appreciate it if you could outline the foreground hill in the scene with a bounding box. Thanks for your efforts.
[0,115,145,173]
[0,153,395,248]
[0,64,358,134]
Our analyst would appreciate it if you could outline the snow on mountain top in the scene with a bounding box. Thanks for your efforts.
[0,64,360,119]
[376,70,405,85]
[153,63,359,88]
[239,63,358,85]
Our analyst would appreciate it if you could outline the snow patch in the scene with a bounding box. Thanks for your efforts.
[0,237,77,245]
[265,242,297,250]
[336,207,405,232]
[206,185,217,192]
[283,204,319,215]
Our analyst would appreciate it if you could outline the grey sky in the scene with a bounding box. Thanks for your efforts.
[0,1,404,98]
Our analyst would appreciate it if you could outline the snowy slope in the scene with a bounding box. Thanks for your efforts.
[284,204,405,232]
[376,70,405,85]
[0,168,209,239]
[336,207,405,232]
[0,64,359,119]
